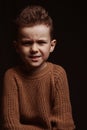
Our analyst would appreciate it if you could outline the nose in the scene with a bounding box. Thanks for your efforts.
[30,43,38,53]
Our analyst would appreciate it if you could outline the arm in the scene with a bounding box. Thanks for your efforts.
[50,67,75,130]
[1,69,43,130]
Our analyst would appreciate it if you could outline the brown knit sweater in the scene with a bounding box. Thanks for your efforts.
[1,62,75,130]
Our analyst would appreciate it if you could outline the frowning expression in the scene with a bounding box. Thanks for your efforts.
[16,24,56,69]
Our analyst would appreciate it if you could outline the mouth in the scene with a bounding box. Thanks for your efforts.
[29,55,41,61]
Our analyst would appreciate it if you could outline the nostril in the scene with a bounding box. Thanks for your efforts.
[30,49,38,54]
[30,44,38,53]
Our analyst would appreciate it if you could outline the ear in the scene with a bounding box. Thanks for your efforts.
[13,40,19,53]
[50,39,57,53]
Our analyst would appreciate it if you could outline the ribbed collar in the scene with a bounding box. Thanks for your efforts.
[16,62,53,80]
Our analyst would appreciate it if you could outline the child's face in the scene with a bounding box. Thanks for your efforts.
[16,24,56,69]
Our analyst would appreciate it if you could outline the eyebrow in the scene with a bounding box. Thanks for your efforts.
[19,38,48,42]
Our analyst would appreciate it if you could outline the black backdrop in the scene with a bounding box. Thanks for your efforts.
[0,0,86,130]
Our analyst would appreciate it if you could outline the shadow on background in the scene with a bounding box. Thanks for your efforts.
[0,0,86,130]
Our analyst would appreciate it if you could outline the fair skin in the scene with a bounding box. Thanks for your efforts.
[15,24,56,72]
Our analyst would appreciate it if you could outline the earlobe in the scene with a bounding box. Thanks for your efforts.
[50,39,57,53]
[13,40,19,53]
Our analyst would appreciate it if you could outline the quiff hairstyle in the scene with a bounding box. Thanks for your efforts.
[15,5,54,39]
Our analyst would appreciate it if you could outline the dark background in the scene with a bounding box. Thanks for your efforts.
[0,0,86,130]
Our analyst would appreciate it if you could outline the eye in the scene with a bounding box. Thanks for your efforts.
[21,41,32,46]
[38,40,47,45]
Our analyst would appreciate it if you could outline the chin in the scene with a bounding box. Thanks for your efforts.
[28,61,46,69]
[26,62,41,67]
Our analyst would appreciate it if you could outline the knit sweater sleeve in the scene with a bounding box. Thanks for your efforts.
[1,69,44,130]
[50,65,75,130]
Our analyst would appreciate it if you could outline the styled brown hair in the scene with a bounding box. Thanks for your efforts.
[15,5,54,39]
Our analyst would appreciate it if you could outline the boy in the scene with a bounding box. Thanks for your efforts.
[1,5,75,130]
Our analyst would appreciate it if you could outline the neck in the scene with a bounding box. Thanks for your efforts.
[20,62,47,74]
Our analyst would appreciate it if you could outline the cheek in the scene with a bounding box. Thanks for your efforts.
[18,47,29,55]
[41,46,51,56]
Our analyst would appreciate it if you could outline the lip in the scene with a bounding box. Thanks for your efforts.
[29,55,41,61]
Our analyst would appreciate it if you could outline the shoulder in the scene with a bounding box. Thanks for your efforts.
[3,66,19,79]
[49,62,67,77]
[48,62,68,85]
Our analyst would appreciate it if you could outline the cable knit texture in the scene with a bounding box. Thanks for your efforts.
[1,62,75,130]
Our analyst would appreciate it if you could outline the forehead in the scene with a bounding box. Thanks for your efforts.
[18,24,50,37]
